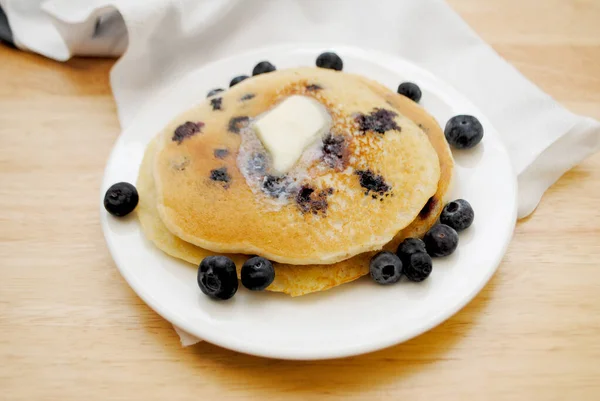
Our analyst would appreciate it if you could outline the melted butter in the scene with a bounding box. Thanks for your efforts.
[252,96,332,174]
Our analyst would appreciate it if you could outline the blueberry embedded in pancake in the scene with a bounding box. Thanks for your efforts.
[296,185,334,215]
[213,148,229,159]
[210,97,223,111]
[306,84,323,92]
[261,175,294,198]
[247,152,268,175]
[172,121,203,143]
[228,116,250,134]
[210,167,230,186]
[419,196,437,219]
[355,108,400,134]
[322,133,348,170]
[240,93,256,101]
[355,169,391,198]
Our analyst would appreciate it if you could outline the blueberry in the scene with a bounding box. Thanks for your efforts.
[210,97,222,111]
[396,237,426,266]
[306,84,323,92]
[248,152,268,175]
[322,134,346,169]
[404,252,433,282]
[214,148,229,159]
[444,115,484,149]
[295,185,331,215]
[252,61,276,76]
[355,169,391,196]
[210,167,230,183]
[230,75,249,87]
[397,82,422,103]
[424,224,459,257]
[240,93,256,101]
[207,88,224,98]
[355,108,399,134]
[440,199,474,232]
[316,52,343,71]
[172,121,203,143]
[262,175,289,198]
[228,116,250,133]
[197,256,238,300]
[241,256,275,291]
[419,196,437,219]
[369,251,403,285]
[103,182,139,217]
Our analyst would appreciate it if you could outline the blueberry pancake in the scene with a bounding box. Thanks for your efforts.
[137,76,453,296]
[153,68,440,265]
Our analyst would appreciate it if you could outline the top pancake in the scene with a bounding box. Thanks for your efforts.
[153,67,440,265]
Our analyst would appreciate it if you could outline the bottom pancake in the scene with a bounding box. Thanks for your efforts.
[137,80,454,296]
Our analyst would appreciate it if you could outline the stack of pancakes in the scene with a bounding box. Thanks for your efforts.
[137,67,453,296]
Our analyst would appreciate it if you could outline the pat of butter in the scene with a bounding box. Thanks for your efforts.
[253,95,331,174]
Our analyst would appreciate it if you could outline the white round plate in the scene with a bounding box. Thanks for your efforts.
[101,44,517,360]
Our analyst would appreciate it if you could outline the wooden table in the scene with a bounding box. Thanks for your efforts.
[1,1,599,399]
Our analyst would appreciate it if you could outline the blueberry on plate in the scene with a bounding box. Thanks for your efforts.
[396,237,426,266]
[207,88,224,98]
[197,256,238,300]
[444,115,484,149]
[404,252,433,282]
[103,182,139,217]
[241,256,275,291]
[369,251,403,285]
[424,224,459,257]
[397,82,422,103]
[252,61,276,76]
[230,75,249,87]
[316,52,343,71]
[440,199,474,232]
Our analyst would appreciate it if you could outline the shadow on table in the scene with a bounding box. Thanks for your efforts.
[181,272,498,395]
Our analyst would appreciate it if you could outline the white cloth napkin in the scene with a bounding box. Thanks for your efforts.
[4,0,599,346]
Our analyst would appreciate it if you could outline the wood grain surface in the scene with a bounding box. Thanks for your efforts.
[1,0,599,400]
